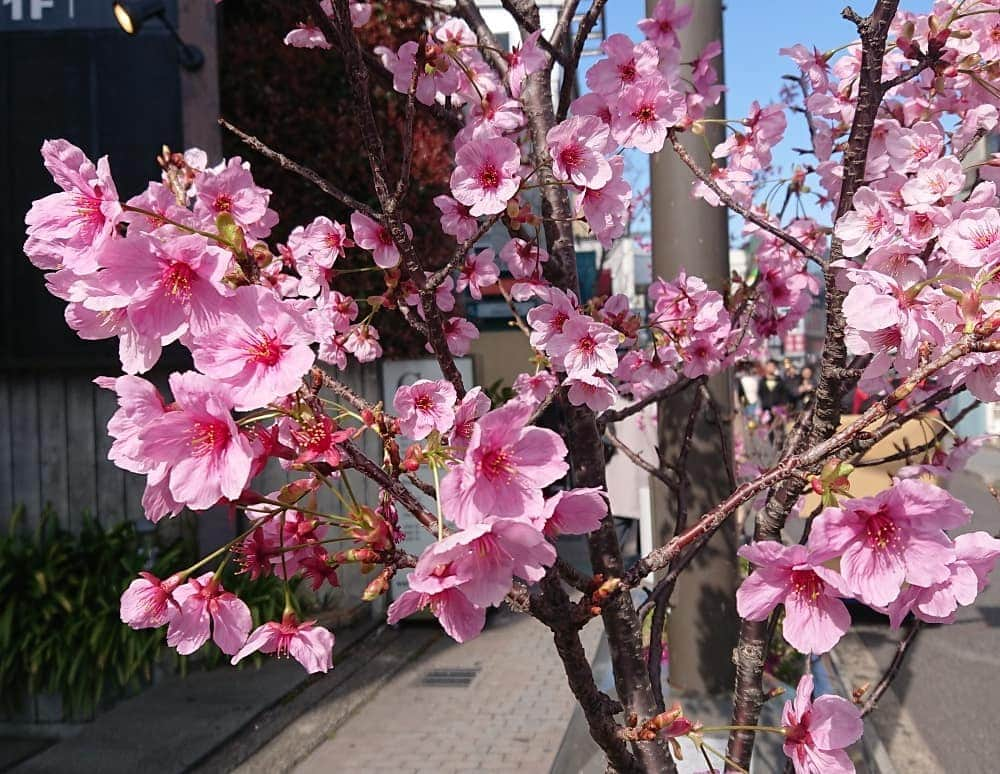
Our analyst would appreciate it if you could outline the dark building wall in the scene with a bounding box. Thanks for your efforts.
[0,3,184,526]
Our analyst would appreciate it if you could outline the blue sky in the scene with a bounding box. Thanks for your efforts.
[595,1,891,233]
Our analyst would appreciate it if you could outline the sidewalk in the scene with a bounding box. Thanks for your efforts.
[8,616,382,774]
[239,609,603,774]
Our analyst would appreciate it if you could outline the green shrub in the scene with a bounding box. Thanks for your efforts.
[0,510,291,720]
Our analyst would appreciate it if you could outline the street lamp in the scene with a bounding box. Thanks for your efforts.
[112,1,205,72]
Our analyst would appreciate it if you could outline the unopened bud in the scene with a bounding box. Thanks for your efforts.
[592,576,622,603]
[648,705,683,730]
[333,548,380,564]
[363,568,394,601]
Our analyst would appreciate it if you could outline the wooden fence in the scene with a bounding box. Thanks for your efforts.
[0,364,381,532]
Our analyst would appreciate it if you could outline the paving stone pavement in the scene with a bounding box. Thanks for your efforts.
[289,609,603,774]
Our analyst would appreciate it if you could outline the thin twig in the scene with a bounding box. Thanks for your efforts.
[667,130,825,267]
[220,118,379,219]
[606,429,678,491]
[861,619,922,716]
[598,378,695,426]
[556,0,609,121]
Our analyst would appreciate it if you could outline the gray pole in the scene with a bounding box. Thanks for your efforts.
[645,0,739,695]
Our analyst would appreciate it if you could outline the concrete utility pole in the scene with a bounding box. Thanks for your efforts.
[180,0,222,161]
[645,0,739,695]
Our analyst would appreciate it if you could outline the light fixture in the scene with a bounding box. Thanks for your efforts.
[112,1,206,72]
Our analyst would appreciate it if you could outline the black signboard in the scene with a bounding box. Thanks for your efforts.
[0,0,178,31]
[1,2,183,368]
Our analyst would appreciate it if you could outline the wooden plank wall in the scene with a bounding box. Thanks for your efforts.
[0,365,379,534]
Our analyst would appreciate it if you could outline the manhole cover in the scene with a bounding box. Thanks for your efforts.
[421,667,480,687]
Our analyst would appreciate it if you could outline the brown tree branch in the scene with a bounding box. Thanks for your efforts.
[666,130,825,267]
[316,0,467,397]
[726,3,900,767]
[598,378,695,426]
[500,0,567,67]
[219,118,379,220]
[521,40,676,773]
[556,0,609,121]
[627,329,979,589]
[860,619,922,716]
[605,429,678,491]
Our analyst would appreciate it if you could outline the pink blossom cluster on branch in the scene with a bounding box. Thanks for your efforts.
[18,0,1000,769]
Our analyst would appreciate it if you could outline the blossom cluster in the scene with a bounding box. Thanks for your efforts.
[738,477,1000,655]
[18,0,1000,770]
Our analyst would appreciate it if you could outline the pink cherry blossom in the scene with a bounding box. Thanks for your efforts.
[807,478,970,607]
[24,139,122,273]
[513,371,558,407]
[284,25,330,49]
[900,156,964,206]
[462,91,525,143]
[94,233,231,341]
[833,186,895,257]
[782,673,863,774]
[940,207,1000,268]
[350,212,413,269]
[611,79,685,153]
[448,386,491,453]
[547,315,619,378]
[506,30,546,98]
[586,34,660,97]
[96,374,168,474]
[441,316,480,356]
[527,290,578,352]
[253,505,330,579]
[886,531,1000,627]
[393,379,457,440]
[737,541,852,654]
[282,1,369,48]
[281,414,354,468]
[141,467,184,524]
[344,324,383,362]
[638,0,693,49]
[433,195,478,242]
[293,216,352,268]
[120,572,182,629]
[232,613,335,673]
[377,39,461,106]
[566,374,618,412]
[190,285,315,411]
[500,238,549,279]
[841,267,941,382]
[440,399,568,527]
[532,488,608,538]
[455,249,499,299]
[138,371,253,510]
[885,120,943,173]
[387,552,487,643]
[428,517,556,607]
[194,157,277,240]
[780,44,830,91]
[167,572,252,656]
[450,137,522,217]
[547,115,613,189]
[681,334,726,379]
[578,155,633,247]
